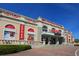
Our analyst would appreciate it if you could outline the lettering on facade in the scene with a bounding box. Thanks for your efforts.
[2,11,21,19]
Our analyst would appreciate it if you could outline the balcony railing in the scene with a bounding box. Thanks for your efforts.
[42,31,65,38]
[42,31,54,35]
[0,40,28,45]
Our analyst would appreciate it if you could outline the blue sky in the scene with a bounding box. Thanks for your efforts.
[0,3,79,39]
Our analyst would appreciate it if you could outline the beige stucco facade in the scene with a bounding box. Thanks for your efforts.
[0,17,39,45]
[0,8,74,45]
[0,18,20,40]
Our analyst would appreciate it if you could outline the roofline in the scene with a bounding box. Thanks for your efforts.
[0,8,35,21]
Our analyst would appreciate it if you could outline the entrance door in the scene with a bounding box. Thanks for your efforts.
[50,37,57,44]
[53,38,57,44]
[41,35,49,45]
[45,37,48,44]
[27,34,34,44]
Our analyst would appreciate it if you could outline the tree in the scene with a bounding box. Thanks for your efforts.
[75,39,79,43]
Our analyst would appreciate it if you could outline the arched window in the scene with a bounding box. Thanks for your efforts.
[42,26,48,32]
[27,28,34,44]
[51,28,55,33]
[4,24,15,40]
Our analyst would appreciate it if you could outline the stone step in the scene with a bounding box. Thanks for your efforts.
[32,43,74,48]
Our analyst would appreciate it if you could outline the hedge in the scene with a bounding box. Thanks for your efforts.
[0,45,32,55]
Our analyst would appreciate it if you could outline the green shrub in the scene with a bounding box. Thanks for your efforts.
[0,45,32,55]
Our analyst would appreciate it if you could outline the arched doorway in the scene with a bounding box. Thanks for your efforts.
[27,28,35,44]
[4,24,16,40]
[41,25,49,44]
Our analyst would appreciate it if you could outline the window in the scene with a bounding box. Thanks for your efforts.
[4,31,15,40]
[4,24,15,40]
[51,28,55,33]
[10,32,15,37]
[28,34,34,41]
[42,26,48,32]
[55,30,61,36]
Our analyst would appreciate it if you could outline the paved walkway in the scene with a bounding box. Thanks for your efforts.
[5,45,79,56]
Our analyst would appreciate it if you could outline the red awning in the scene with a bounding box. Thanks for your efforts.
[51,29,59,33]
[5,24,15,29]
[28,28,34,32]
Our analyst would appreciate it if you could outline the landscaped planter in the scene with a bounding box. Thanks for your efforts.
[0,45,32,55]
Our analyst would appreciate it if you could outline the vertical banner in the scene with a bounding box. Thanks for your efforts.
[19,24,25,40]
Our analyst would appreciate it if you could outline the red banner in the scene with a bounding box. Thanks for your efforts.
[19,24,25,40]
[51,29,59,33]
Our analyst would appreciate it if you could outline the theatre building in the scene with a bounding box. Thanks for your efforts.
[0,8,74,45]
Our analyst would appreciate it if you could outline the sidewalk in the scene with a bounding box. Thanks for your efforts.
[5,45,78,56]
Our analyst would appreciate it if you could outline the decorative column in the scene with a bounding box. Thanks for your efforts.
[56,37,59,45]
[48,36,51,45]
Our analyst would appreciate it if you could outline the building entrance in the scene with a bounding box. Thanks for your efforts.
[41,35,49,45]
[50,37,57,44]
[41,35,57,45]
[41,35,64,45]
[27,34,34,45]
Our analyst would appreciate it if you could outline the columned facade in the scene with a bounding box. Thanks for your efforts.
[0,8,74,45]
